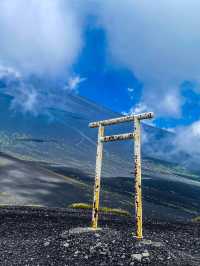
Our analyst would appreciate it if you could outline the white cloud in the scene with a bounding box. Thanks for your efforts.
[122,102,148,116]
[0,0,83,77]
[122,101,147,115]
[127,87,134,93]
[175,121,200,156]
[0,65,21,80]
[95,0,200,117]
[65,75,87,92]
[1,0,200,120]
[11,86,38,114]
[133,103,148,114]
[121,111,128,115]
[0,65,88,114]
[0,1,86,113]
[141,86,182,117]
[161,127,175,133]
[0,66,39,114]
[191,121,200,137]
[127,87,134,100]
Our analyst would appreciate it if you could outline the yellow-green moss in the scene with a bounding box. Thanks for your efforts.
[0,192,8,196]
[192,216,200,222]
[68,202,130,217]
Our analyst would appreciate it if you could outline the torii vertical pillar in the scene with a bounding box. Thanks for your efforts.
[91,125,104,229]
[134,117,143,239]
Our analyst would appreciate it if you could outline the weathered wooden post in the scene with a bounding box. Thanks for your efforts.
[89,112,154,238]
[91,125,104,229]
[134,117,143,239]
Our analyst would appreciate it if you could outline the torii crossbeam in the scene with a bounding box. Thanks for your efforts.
[89,112,154,239]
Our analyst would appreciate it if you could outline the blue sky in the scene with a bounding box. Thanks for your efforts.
[74,27,142,115]
[72,24,200,130]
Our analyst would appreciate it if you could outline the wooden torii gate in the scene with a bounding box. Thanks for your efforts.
[89,112,154,239]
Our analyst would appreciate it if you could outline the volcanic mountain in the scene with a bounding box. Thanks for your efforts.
[0,92,200,220]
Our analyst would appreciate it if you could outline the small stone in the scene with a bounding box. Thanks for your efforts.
[68,227,102,235]
[90,246,95,253]
[44,241,50,247]
[100,251,107,255]
[95,233,100,238]
[74,250,79,257]
[136,239,151,247]
[151,241,164,248]
[95,242,102,248]
[63,242,69,248]
[85,255,88,259]
[142,250,150,257]
[143,257,151,263]
[131,253,142,262]
[141,240,152,245]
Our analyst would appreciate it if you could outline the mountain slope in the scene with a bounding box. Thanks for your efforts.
[0,92,194,177]
[0,92,199,219]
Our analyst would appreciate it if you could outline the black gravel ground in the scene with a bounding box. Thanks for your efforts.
[0,207,199,265]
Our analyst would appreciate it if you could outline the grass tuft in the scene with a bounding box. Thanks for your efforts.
[68,202,130,217]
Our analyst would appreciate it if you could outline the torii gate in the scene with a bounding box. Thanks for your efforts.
[89,112,154,239]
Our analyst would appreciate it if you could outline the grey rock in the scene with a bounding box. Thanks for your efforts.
[63,242,69,248]
[151,241,164,248]
[68,227,102,235]
[131,253,142,262]
[44,241,50,247]
[142,250,150,257]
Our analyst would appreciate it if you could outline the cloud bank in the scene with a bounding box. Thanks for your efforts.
[0,0,86,113]
[175,121,200,157]
[96,0,200,117]
[0,0,83,77]
[1,0,200,120]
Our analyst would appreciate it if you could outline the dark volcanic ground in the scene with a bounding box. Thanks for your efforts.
[0,207,199,265]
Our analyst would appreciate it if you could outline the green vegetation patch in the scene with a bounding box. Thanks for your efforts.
[69,202,130,217]
[0,192,8,196]
[192,216,200,223]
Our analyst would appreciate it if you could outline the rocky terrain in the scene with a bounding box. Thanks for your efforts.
[0,206,199,265]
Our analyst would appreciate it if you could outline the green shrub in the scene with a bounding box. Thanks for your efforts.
[68,202,130,217]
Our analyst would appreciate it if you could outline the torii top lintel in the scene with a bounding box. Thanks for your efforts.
[89,112,154,128]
